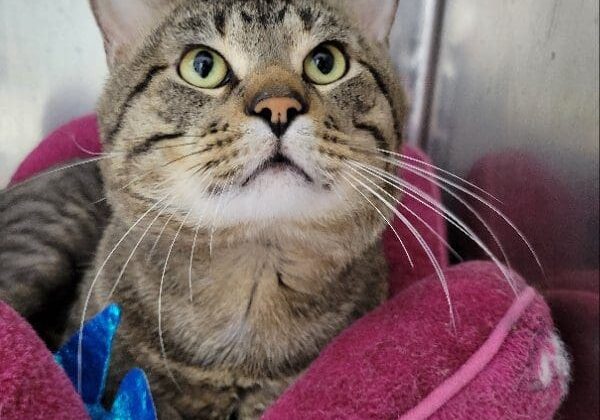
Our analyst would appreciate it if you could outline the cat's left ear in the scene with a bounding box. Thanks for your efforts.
[90,0,172,67]
[342,0,399,44]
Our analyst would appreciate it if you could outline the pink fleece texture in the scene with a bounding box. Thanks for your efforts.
[263,263,567,420]
[10,115,101,187]
[1,116,568,419]
[0,302,88,419]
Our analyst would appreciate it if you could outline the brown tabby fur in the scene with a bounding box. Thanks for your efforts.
[1,0,406,418]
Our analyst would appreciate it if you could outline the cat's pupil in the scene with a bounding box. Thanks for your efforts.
[193,51,214,78]
[313,47,334,74]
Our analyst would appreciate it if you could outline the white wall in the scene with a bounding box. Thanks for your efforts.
[0,0,108,186]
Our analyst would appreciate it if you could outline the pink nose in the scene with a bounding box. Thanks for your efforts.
[251,95,306,137]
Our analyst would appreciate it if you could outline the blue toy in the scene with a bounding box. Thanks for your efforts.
[55,304,158,420]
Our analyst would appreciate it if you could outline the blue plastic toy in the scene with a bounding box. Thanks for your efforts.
[55,304,158,420]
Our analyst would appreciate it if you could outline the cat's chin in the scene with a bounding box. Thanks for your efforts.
[173,170,349,228]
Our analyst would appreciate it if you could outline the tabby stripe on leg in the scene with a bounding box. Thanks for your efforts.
[4,195,91,227]
[3,199,68,224]
[0,162,108,313]
[107,65,169,144]
[3,231,74,260]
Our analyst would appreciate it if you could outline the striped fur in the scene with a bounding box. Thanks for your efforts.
[1,1,405,418]
[0,163,109,348]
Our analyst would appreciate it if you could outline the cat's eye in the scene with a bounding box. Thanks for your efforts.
[303,43,348,85]
[179,47,230,89]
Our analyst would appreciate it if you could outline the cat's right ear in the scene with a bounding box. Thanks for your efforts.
[89,0,171,67]
[337,0,399,45]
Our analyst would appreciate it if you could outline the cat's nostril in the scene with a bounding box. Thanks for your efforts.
[287,107,300,124]
[250,94,307,137]
[258,107,272,124]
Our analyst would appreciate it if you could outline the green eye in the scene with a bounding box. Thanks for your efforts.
[303,43,348,85]
[179,47,230,89]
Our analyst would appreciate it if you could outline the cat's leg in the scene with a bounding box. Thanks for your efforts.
[0,162,110,347]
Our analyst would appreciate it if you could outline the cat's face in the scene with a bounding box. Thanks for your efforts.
[95,0,404,229]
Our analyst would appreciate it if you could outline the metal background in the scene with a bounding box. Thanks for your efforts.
[432,0,599,270]
[0,1,598,258]
[429,0,599,237]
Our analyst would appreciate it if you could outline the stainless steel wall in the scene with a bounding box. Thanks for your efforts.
[389,0,443,147]
[426,0,599,266]
[428,0,598,204]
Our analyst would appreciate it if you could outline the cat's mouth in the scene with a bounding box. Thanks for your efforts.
[242,153,313,187]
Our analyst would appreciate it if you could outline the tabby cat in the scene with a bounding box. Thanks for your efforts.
[0,0,406,418]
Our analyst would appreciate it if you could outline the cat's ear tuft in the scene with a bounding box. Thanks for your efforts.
[341,0,399,44]
[89,0,171,67]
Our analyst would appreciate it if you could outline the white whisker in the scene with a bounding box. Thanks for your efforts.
[92,172,157,206]
[350,160,516,291]
[189,224,202,303]
[208,173,237,258]
[374,147,502,204]
[341,171,457,332]
[148,212,177,261]
[379,155,544,280]
[342,171,414,269]
[67,133,116,158]
[3,156,112,196]
[107,196,175,301]
[77,196,167,393]
[187,175,213,303]
[158,210,192,391]
[345,162,462,261]
[347,143,501,204]
[387,163,515,283]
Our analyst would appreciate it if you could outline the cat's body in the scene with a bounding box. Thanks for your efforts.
[77,209,387,418]
[1,0,405,418]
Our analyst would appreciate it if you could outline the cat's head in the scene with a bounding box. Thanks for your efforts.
[93,0,405,233]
